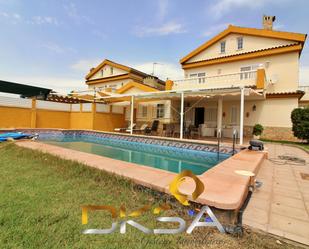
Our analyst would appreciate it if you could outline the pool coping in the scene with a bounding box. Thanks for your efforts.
[5,128,246,151]
[15,132,267,210]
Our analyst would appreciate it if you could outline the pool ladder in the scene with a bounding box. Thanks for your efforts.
[217,129,221,160]
[232,129,237,155]
[217,129,238,158]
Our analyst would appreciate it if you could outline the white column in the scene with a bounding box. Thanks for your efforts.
[217,97,223,136]
[180,92,184,139]
[239,88,245,145]
[130,95,134,135]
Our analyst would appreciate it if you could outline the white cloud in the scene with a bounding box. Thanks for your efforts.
[135,21,186,37]
[30,16,59,25]
[300,66,309,86]
[0,11,21,23]
[157,0,169,21]
[131,61,183,80]
[71,59,102,73]
[209,0,287,18]
[41,42,76,54]
[202,23,231,37]
[41,42,65,54]
[63,2,94,24]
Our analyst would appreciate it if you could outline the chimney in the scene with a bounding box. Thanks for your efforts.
[263,15,276,30]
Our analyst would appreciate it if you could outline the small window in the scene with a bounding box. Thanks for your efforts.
[198,72,206,83]
[220,41,226,53]
[101,70,104,77]
[142,106,147,117]
[237,37,243,50]
[110,67,114,75]
[156,104,165,118]
[189,73,197,78]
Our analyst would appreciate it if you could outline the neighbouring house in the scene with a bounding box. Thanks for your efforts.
[83,59,176,127]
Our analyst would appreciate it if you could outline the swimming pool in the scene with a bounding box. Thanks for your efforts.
[35,130,231,175]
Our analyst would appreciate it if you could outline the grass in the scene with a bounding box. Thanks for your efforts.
[261,139,309,152]
[0,142,303,249]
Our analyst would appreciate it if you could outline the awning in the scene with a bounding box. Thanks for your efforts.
[96,86,264,103]
[0,80,52,98]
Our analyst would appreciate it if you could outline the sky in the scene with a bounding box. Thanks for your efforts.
[0,0,309,93]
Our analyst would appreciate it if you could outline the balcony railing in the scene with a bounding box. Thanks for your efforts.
[173,71,257,90]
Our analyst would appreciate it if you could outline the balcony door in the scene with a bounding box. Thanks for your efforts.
[194,107,205,127]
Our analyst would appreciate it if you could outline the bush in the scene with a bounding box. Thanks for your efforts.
[252,124,264,136]
[291,107,309,143]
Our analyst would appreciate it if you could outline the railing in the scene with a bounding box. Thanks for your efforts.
[173,71,257,90]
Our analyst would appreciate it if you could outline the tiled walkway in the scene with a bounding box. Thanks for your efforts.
[244,143,309,246]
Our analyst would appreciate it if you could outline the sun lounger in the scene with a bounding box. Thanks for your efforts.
[126,123,148,133]
[114,123,136,132]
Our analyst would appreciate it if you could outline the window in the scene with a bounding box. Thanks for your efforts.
[231,106,238,124]
[198,72,206,83]
[240,64,258,80]
[220,41,226,53]
[110,67,114,75]
[237,37,243,50]
[189,73,197,78]
[156,104,165,118]
[205,108,217,122]
[101,70,104,77]
[142,106,147,118]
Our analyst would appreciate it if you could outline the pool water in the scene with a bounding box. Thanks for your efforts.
[41,135,230,175]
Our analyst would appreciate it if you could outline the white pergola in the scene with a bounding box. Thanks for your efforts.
[96,86,264,145]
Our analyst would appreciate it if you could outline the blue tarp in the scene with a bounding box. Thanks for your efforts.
[0,132,32,142]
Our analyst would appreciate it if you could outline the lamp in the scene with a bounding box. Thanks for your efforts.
[252,104,256,112]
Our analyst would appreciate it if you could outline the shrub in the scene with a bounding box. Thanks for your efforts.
[291,107,309,143]
[252,124,264,136]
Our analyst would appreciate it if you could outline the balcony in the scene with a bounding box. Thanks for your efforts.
[172,70,264,90]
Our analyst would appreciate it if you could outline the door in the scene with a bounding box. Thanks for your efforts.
[194,107,205,127]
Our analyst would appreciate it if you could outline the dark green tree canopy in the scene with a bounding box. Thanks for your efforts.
[291,107,309,143]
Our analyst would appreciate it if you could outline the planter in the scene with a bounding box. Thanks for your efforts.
[253,135,260,140]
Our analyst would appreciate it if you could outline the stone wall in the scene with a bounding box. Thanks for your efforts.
[244,125,299,142]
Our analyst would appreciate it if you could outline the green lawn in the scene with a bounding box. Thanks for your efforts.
[261,139,309,152]
[0,143,302,249]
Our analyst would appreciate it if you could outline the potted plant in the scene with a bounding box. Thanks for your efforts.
[252,124,264,139]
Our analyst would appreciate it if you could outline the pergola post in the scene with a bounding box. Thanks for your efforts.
[239,88,245,145]
[180,92,184,139]
[217,97,223,136]
[130,95,134,135]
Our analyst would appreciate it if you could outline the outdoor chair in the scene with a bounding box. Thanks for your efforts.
[115,123,136,132]
[126,123,148,133]
[188,124,201,139]
[144,120,159,135]
[161,123,174,137]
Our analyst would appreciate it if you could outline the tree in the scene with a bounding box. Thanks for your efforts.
[291,107,309,143]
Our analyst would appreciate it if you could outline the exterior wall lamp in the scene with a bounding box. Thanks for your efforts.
[252,104,257,112]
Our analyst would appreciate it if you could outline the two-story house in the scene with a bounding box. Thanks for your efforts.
[171,15,306,141]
